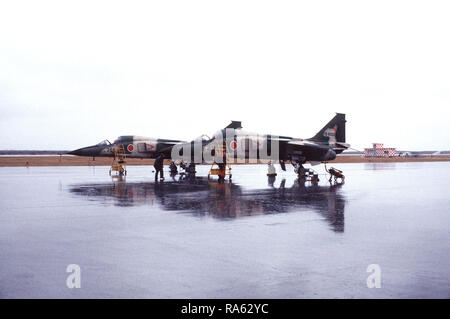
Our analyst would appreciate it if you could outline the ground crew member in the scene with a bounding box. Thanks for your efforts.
[154,154,164,181]
[169,161,178,176]
[217,163,226,181]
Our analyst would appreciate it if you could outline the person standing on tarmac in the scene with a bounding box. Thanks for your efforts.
[169,161,178,176]
[154,153,164,181]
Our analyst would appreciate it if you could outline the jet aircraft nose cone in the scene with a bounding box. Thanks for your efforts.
[67,146,101,157]
[67,149,83,156]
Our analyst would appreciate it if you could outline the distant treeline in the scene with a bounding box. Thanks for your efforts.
[0,150,69,155]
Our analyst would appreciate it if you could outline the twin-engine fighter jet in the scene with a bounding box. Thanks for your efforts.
[69,113,349,177]
[172,113,349,172]
[68,136,186,159]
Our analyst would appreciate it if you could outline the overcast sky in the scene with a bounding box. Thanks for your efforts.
[0,0,449,151]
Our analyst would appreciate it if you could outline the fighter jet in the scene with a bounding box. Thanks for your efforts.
[172,113,349,174]
[69,113,349,179]
[68,136,186,159]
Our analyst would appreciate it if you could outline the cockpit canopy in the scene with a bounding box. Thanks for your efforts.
[96,140,111,146]
[193,134,211,142]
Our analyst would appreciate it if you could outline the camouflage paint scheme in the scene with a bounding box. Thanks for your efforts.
[68,136,185,159]
[69,113,349,165]
[174,113,349,165]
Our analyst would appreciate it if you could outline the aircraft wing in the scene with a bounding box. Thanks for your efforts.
[286,139,327,150]
[287,139,314,147]
[334,142,351,150]
[288,139,350,152]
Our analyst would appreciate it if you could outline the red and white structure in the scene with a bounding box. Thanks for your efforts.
[364,143,398,158]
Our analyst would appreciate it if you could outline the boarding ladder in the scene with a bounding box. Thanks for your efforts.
[208,142,232,180]
[109,145,127,176]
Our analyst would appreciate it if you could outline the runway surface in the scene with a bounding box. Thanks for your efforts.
[0,163,449,298]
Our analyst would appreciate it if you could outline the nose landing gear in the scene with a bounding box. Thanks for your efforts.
[292,161,320,182]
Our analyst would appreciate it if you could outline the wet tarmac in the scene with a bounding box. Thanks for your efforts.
[0,163,449,298]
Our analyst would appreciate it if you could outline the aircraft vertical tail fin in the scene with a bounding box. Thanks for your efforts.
[309,113,346,144]
[224,121,242,129]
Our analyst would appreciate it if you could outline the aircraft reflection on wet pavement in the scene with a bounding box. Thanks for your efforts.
[69,177,345,232]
